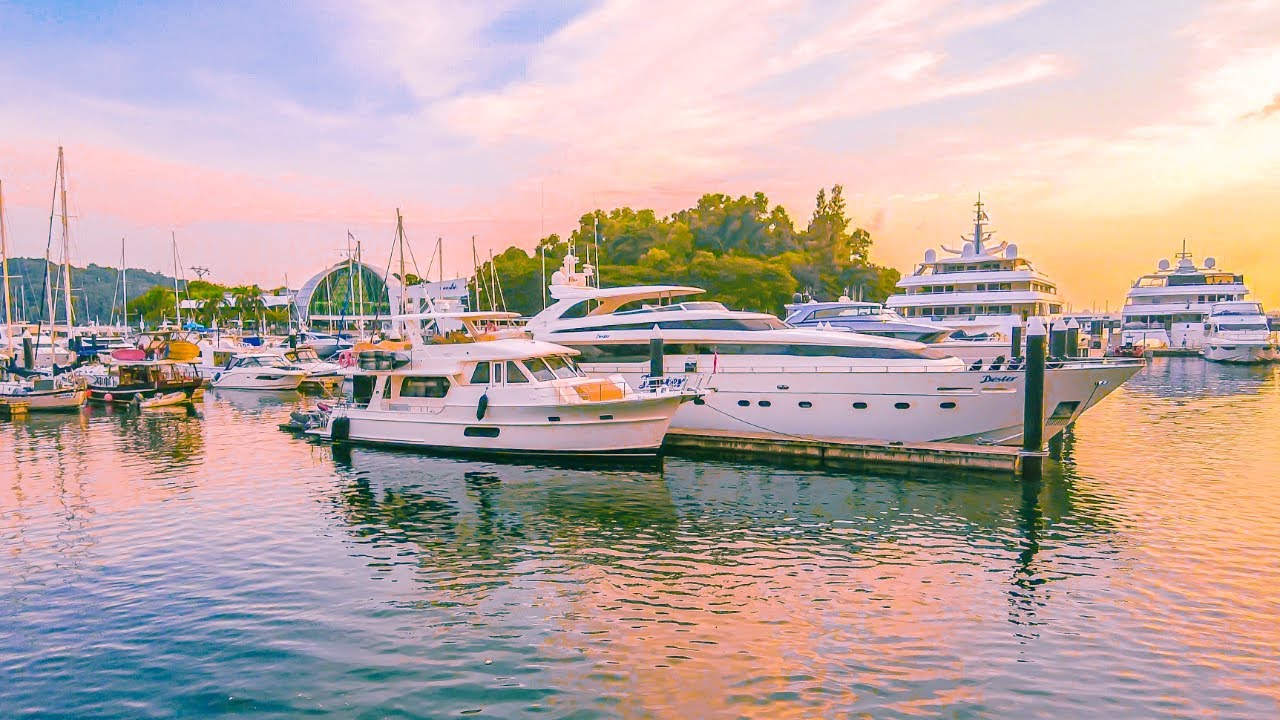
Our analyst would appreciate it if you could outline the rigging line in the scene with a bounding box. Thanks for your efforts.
[697,398,822,442]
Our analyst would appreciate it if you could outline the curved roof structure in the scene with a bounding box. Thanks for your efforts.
[294,260,404,323]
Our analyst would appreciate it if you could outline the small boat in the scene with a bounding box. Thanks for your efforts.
[0,375,87,412]
[136,391,191,409]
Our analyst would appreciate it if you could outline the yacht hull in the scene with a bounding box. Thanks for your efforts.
[211,370,306,390]
[582,361,1141,446]
[318,394,686,456]
[1202,342,1279,364]
[0,386,86,411]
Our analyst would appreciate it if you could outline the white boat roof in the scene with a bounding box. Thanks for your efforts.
[548,284,704,302]
[394,311,522,322]
[410,337,579,364]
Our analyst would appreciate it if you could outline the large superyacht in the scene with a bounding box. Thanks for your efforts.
[1120,244,1251,350]
[885,198,1063,346]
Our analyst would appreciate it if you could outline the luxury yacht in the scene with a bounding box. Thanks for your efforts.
[1201,301,1278,364]
[210,352,308,390]
[1120,245,1251,350]
[525,255,1141,446]
[783,300,953,343]
[307,310,695,457]
[885,198,1063,346]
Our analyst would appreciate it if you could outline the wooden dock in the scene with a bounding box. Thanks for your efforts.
[0,398,31,418]
[1146,348,1200,357]
[663,428,1022,474]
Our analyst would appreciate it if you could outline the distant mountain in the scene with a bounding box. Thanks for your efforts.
[1,257,179,325]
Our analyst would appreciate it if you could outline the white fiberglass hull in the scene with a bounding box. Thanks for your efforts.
[211,369,306,390]
[581,361,1141,446]
[1202,341,1279,364]
[321,394,687,456]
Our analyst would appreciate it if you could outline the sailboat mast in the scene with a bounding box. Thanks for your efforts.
[57,147,74,336]
[120,238,129,331]
[0,180,14,353]
[172,231,182,326]
[396,209,408,320]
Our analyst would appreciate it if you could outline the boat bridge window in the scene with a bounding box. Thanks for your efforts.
[505,361,530,383]
[1136,276,1168,288]
[542,355,584,379]
[810,307,878,319]
[525,358,558,382]
[470,362,490,384]
[352,375,376,404]
[399,376,451,398]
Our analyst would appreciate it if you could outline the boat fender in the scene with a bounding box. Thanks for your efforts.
[331,416,350,442]
[476,392,489,421]
[103,393,114,403]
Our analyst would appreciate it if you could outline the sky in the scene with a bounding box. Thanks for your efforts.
[0,0,1278,310]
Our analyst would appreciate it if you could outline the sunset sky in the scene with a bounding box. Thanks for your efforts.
[1,0,1278,309]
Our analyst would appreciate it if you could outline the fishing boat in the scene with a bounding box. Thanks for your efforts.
[87,348,204,404]
[0,374,87,411]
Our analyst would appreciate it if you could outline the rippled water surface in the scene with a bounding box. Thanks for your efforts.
[3,359,1279,719]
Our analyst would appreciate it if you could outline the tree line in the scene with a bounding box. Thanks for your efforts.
[470,186,900,316]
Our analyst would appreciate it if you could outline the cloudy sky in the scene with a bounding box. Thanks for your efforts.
[1,0,1278,308]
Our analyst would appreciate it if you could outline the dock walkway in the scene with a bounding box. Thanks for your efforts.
[663,428,1022,474]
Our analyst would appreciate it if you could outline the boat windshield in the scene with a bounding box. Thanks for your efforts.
[1216,322,1268,331]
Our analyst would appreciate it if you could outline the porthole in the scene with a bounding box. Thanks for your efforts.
[599,414,614,420]
[894,402,911,410]
[737,400,750,407]
[464,427,500,438]
[940,402,957,409]
[758,400,772,407]
[548,416,561,422]
[798,401,812,409]
[853,402,868,409]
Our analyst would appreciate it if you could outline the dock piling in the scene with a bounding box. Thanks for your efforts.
[22,337,34,369]
[1048,319,1067,358]
[1065,318,1080,358]
[1021,318,1048,482]
[649,326,663,378]
[1011,324,1023,359]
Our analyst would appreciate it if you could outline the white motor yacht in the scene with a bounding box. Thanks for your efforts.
[307,311,695,457]
[783,300,954,343]
[885,197,1063,358]
[210,352,307,390]
[1201,301,1278,364]
[278,345,344,388]
[297,331,354,359]
[526,254,1142,446]
[1120,244,1251,351]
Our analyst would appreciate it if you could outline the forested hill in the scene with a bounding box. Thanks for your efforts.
[1,257,178,324]
[472,185,902,316]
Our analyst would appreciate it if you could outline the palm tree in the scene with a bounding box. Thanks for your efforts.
[231,285,267,333]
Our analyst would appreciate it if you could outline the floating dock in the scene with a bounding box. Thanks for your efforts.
[1146,348,1201,357]
[663,428,1022,474]
[0,398,31,418]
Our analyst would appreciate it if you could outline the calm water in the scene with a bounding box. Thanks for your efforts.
[2,358,1278,719]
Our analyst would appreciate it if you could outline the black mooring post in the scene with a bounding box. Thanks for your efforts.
[1065,319,1080,358]
[1022,318,1047,482]
[22,337,34,369]
[1011,324,1023,360]
[649,326,663,379]
[289,333,298,349]
[1048,319,1067,358]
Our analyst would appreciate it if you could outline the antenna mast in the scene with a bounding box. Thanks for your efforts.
[0,180,13,354]
[172,231,183,326]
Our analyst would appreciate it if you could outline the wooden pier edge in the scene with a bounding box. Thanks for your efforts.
[662,428,1022,475]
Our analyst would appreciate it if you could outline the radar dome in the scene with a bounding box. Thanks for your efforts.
[923,249,937,263]
[1005,243,1018,259]
[1204,257,1216,269]
[962,242,974,257]
[1157,259,1171,271]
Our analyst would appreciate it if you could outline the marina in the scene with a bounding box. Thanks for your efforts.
[3,4,1280,716]
[2,358,1278,717]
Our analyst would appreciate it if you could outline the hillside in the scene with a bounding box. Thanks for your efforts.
[1,257,178,325]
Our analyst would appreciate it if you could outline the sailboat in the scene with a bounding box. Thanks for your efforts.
[0,167,87,411]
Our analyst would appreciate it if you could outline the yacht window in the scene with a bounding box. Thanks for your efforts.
[543,355,580,379]
[558,300,599,319]
[505,361,530,383]
[526,358,558,382]
[400,376,451,398]
[470,362,490,384]
[352,375,375,403]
